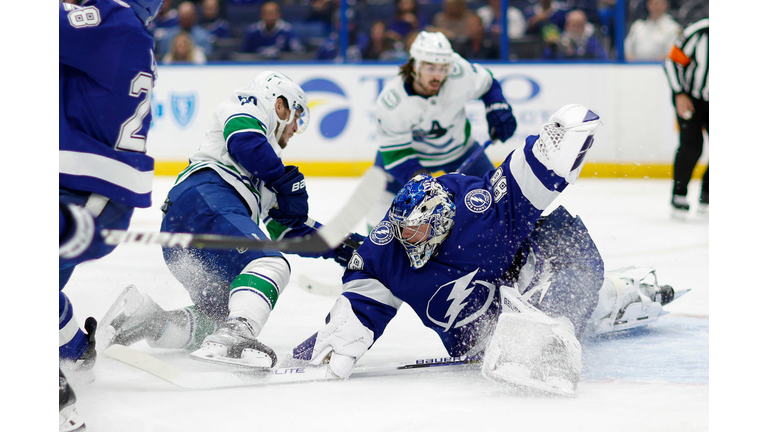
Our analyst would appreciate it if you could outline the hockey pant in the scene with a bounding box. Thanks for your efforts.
[160,169,288,322]
[502,205,604,340]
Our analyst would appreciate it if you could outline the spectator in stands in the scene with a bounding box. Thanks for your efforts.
[200,0,232,40]
[387,0,426,43]
[155,1,213,59]
[624,0,681,61]
[149,1,180,36]
[241,1,304,59]
[453,13,500,60]
[476,0,527,40]
[361,20,407,61]
[162,31,208,64]
[307,0,338,34]
[542,9,606,60]
[315,9,363,62]
[524,0,571,40]
[428,0,473,44]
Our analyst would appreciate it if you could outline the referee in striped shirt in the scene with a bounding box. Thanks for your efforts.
[664,17,709,215]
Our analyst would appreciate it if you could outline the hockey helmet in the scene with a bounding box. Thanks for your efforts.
[388,174,456,269]
[249,71,310,138]
[409,31,454,66]
[124,0,165,26]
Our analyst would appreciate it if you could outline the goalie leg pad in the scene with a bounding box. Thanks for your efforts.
[482,304,582,397]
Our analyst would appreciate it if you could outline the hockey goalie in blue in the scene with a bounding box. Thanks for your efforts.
[292,104,687,396]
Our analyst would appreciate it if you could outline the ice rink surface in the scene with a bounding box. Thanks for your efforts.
[57,175,715,432]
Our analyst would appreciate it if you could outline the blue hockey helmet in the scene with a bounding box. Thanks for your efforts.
[125,0,165,26]
[388,174,456,269]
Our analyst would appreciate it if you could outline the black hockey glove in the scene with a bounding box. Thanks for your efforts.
[329,232,366,267]
[267,165,309,228]
[485,102,517,143]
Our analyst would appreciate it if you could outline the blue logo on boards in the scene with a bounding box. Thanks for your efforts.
[170,93,197,128]
[301,78,349,139]
[497,75,541,104]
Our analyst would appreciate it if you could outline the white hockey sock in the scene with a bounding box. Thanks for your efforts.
[227,257,290,337]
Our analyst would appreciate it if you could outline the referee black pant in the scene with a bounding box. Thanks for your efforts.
[672,97,709,203]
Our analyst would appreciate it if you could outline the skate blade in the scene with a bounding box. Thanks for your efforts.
[190,345,273,369]
[484,364,576,397]
[671,208,688,220]
[59,403,87,432]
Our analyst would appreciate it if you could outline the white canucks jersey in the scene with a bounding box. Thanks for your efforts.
[172,87,282,223]
[375,53,493,173]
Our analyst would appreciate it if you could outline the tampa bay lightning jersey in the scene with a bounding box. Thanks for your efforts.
[341,134,570,356]
[59,0,157,208]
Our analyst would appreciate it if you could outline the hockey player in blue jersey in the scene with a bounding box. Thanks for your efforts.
[97,71,365,370]
[291,104,687,396]
[58,0,164,429]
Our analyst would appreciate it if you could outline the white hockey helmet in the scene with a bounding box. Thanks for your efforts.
[409,31,454,66]
[388,174,456,269]
[249,71,310,137]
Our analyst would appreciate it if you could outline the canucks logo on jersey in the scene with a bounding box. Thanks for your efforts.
[426,269,496,332]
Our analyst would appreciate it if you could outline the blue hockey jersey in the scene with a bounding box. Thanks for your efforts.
[340,134,570,356]
[59,0,157,208]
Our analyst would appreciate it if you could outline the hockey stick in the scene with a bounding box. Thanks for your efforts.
[456,139,496,173]
[297,140,498,297]
[104,344,481,390]
[100,167,386,254]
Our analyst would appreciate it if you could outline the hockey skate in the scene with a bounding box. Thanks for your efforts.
[98,285,168,351]
[671,195,690,219]
[60,317,98,385]
[190,317,277,369]
[590,267,690,336]
[59,369,86,432]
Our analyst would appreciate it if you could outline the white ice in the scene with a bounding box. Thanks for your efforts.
[60,176,712,432]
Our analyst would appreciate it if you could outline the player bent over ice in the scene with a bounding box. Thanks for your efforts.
[98,71,364,369]
[290,104,687,396]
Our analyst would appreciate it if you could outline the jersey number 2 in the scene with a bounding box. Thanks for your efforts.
[116,72,154,153]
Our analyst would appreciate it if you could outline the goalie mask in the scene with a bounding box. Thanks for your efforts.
[249,71,310,140]
[388,174,456,270]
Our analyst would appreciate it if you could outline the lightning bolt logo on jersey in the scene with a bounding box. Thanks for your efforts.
[427,269,496,332]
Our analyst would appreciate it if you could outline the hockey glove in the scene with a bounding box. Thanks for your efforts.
[267,165,309,228]
[309,296,374,378]
[485,101,517,143]
[328,232,366,267]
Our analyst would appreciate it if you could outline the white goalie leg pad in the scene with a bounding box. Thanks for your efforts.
[589,267,670,335]
[483,286,582,396]
[309,296,374,378]
[228,257,290,337]
[532,104,602,184]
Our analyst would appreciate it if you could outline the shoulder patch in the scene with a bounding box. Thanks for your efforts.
[464,189,493,213]
[369,221,395,245]
[347,251,364,271]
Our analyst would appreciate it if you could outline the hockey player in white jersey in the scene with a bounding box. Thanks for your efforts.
[291,104,688,396]
[367,31,518,228]
[98,71,365,368]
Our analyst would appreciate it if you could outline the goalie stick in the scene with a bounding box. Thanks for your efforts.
[100,167,386,253]
[104,344,481,390]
